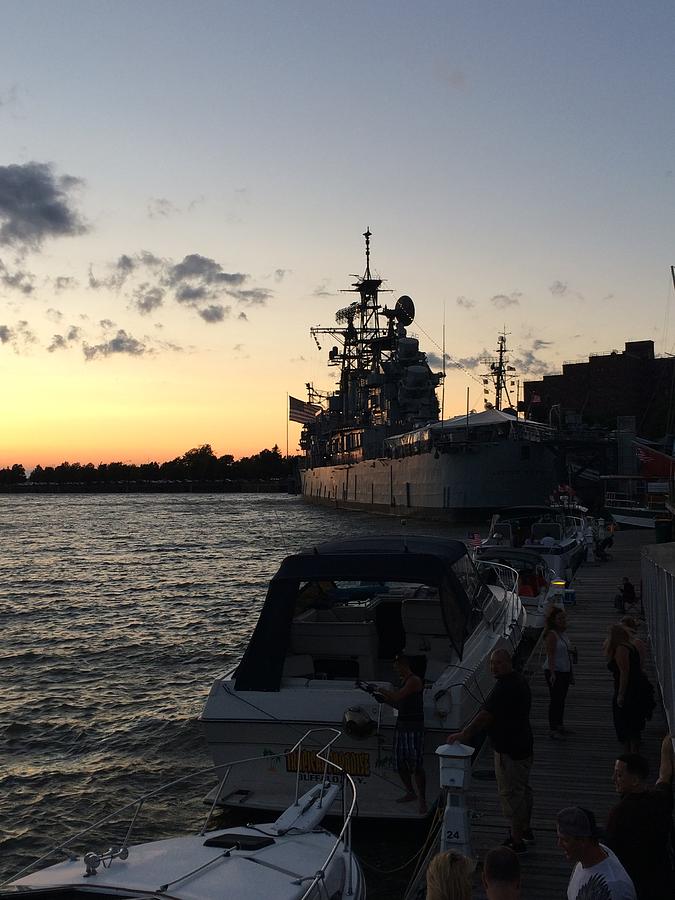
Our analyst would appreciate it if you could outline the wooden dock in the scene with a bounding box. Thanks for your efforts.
[468,528,669,898]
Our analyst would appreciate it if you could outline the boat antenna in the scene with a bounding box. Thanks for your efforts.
[441,298,446,422]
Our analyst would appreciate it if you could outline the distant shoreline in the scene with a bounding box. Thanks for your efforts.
[0,479,295,495]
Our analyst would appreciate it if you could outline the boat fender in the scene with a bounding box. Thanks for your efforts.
[342,705,376,738]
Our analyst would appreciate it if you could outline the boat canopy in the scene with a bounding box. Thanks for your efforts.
[234,537,473,692]
[475,547,549,568]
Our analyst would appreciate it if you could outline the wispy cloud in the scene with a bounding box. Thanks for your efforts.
[490,291,522,309]
[147,197,179,219]
[54,275,77,292]
[0,319,37,353]
[47,325,82,353]
[0,259,35,294]
[89,249,271,323]
[456,295,475,309]
[313,280,334,297]
[0,162,88,251]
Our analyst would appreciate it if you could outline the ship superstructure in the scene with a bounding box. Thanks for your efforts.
[301,229,443,467]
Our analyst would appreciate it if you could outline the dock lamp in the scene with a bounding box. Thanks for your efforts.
[435,742,474,857]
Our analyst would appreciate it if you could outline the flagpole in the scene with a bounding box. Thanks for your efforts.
[286,393,289,461]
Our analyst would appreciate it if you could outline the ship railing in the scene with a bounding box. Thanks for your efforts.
[640,552,675,736]
[2,728,359,900]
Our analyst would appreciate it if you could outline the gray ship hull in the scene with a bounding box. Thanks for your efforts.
[301,440,557,521]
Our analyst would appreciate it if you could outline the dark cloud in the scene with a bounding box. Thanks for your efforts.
[456,296,475,309]
[132,283,164,315]
[228,287,271,305]
[426,351,452,370]
[274,268,290,282]
[99,318,115,329]
[532,339,553,350]
[490,292,522,309]
[456,354,483,369]
[238,311,248,321]
[54,275,77,292]
[48,324,82,350]
[0,162,87,251]
[83,329,148,361]
[198,304,229,323]
[512,349,554,376]
[165,254,245,287]
[176,284,209,303]
[46,308,63,322]
[88,249,268,323]
[47,334,67,352]
[0,259,34,294]
[0,320,37,352]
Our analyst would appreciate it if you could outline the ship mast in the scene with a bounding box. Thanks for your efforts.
[482,331,516,412]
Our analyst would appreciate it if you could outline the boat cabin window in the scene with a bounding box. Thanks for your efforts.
[283,577,468,682]
[531,522,562,542]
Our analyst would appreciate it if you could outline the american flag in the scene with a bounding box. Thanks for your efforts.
[289,395,322,424]
[467,532,482,548]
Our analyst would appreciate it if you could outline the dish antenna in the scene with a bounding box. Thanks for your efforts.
[395,295,415,326]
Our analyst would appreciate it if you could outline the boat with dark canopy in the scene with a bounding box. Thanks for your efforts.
[201,535,525,819]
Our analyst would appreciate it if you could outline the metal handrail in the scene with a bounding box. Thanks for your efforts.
[2,728,359,896]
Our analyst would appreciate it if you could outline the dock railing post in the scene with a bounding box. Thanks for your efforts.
[435,742,474,858]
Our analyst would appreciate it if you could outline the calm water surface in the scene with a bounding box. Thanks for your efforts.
[0,493,475,888]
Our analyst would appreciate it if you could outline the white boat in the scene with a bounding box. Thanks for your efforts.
[480,505,586,582]
[604,492,661,528]
[1,730,365,900]
[200,535,525,820]
[474,547,562,630]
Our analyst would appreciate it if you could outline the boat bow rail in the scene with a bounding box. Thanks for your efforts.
[2,729,359,900]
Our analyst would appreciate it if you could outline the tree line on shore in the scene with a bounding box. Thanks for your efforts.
[0,444,299,485]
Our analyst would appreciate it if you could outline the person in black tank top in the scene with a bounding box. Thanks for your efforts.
[378,654,427,814]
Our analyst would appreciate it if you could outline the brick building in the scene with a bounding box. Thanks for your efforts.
[524,340,675,440]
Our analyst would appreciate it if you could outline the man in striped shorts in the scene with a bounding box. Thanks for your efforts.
[378,653,427,814]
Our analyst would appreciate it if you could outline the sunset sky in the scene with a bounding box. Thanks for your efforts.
[2,1,675,468]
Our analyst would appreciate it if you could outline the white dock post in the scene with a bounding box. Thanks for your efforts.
[435,742,474,857]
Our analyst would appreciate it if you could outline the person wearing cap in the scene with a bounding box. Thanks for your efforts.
[482,845,521,899]
[557,806,636,899]
[447,649,533,854]
[604,735,674,899]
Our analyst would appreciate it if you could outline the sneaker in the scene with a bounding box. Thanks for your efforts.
[502,837,527,854]
[523,828,535,843]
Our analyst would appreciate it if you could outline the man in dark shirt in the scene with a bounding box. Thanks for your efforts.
[605,734,674,899]
[447,648,533,853]
[378,654,427,814]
